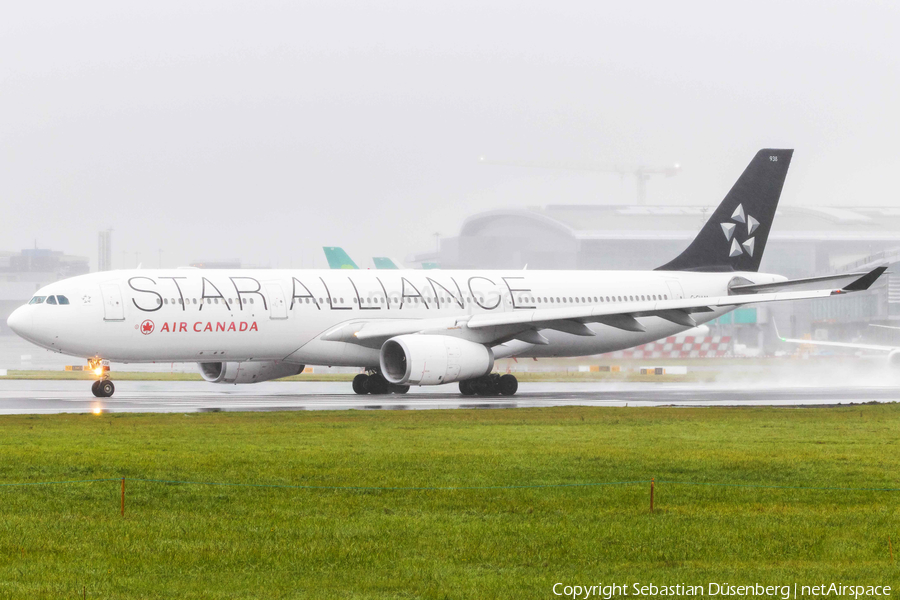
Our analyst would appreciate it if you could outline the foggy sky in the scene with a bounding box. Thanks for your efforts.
[2,0,898,270]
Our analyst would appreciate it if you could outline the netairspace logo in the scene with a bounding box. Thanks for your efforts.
[551,582,893,599]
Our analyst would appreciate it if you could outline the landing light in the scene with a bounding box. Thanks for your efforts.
[94,367,104,377]
[92,404,103,415]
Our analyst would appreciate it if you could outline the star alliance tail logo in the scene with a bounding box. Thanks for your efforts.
[720,203,758,258]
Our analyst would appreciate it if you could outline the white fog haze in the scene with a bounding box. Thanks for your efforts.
[2,0,899,268]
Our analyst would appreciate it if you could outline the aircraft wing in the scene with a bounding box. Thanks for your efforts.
[728,271,874,294]
[323,266,886,349]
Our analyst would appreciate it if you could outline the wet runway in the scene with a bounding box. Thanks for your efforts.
[0,380,897,414]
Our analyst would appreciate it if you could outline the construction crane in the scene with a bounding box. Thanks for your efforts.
[478,156,680,205]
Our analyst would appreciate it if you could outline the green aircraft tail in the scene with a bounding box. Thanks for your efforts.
[373,257,400,269]
[323,247,359,269]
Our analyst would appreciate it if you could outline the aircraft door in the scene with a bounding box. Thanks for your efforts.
[501,284,515,312]
[665,281,685,300]
[265,283,288,319]
[100,283,125,321]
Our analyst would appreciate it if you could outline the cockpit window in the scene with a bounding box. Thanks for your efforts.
[46,296,58,305]
[28,296,46,304]
[56,295,70,305]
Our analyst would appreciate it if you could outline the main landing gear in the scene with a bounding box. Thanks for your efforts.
[88,358,115,398]
[352,371,410,395]
[459,374,518,397]
[351,371,519,396]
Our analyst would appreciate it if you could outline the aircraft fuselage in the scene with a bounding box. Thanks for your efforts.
[8,268,779,367]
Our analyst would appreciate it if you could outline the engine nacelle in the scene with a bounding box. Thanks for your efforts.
[380,335,493,386]
[198,361,305,384]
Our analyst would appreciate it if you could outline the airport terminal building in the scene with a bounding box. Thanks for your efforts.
[414,205,900,347]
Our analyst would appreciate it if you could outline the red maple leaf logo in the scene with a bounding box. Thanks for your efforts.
[140,320,154,335]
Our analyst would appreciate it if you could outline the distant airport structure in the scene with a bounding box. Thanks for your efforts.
[410,204,900,346]
[478,156,680,205]
[189,259,243,269]
[98,229,113,272]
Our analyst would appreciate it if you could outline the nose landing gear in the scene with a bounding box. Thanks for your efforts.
[91,379,115,398]
[88,359,115,398]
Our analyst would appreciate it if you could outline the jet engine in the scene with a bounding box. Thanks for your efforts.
[198,361,305,384]
[380,335,493,386]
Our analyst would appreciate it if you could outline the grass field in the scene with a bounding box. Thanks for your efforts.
[0,405,898,598]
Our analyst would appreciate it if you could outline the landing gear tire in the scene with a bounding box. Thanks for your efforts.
[459,380,476,396]
[91,380,102,397]
[472,375,497,396]
[97,380,115,398]
[355,371,409,395]
[498,374,518,396]
[365,374,390,395]
[352,374,369,395]
[463,374,518,396]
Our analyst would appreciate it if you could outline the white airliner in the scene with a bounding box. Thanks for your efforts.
[6,149,886,398]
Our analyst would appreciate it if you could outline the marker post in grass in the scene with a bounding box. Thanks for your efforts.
[121,477,125,517]
[650,477,655,513]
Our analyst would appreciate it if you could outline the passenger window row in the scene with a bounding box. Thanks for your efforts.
[27,291,669,310]
[521,294,669,304]
[160,298,256,306]
[145,293,670,309]
[286,293,672,307]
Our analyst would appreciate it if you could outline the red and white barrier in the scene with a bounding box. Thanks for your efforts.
[603,335,732,359]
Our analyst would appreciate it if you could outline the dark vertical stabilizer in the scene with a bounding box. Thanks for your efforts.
[656,149,793,272]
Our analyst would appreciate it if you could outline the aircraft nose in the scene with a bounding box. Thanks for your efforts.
[6,305,33,339]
